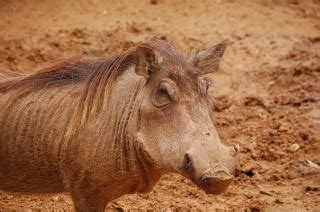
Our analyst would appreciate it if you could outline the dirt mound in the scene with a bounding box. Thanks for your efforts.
[0,0,319,211]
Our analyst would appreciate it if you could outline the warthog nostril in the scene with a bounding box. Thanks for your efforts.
[182,153,197,181]
[183,153,193,170]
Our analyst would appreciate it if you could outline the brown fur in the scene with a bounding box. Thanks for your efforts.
[0,39,238,211]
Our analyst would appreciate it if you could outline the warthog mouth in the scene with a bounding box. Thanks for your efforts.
[198,166,234,195]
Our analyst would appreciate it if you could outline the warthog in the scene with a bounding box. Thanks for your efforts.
[0,39,239,211]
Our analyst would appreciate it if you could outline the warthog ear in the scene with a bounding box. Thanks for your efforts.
[195,41,228,75]
[135,45,161,80]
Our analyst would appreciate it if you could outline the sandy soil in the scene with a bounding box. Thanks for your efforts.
[0,0,319,211]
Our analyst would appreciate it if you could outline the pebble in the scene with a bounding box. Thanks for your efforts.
[306,160,320,169]
[260,190,273,196]
[288,143,300,152]
[4,195,13,200]
[245,192,254,199]
[242,163,254,173]
[275,199,284,204]
[52,195,64,202]
[259,163,269,173]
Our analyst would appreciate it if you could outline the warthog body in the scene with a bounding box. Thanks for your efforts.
[0,39,239,211]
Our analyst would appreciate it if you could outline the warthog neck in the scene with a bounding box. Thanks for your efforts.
[60,66,161,196]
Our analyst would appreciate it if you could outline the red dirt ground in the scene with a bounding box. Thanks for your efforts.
[0,0,319,211]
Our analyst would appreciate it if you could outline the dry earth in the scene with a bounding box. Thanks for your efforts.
[0,0,319,211]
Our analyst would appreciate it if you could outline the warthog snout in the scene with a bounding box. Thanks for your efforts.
[199,166,234,194]
[181,144,240,195]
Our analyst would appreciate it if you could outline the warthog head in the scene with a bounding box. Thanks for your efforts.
[134,40,240,194]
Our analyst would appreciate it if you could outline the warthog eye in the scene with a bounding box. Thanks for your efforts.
[152,81,176,107]
[159,84,168,95]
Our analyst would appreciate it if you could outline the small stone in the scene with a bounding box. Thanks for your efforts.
[306,160,320,169]
[275,199,284,204]
[279,123,290,132]
[102,10,107,15]
[5,195,13,200]
[259,163,269,173]
[288,143,300,152]
[245,192,254,199]
[260,190,272,196]
[241,163,256,177]
[52,195,64,202]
